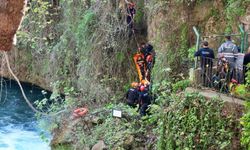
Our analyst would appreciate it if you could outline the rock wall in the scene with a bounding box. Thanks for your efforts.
[0,0,249,90]
[0,0,247,149]
[0,0,26,51]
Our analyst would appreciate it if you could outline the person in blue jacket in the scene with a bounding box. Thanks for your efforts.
[194,41,215,86]
[138,85,151,116]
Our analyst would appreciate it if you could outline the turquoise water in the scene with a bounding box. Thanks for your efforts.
[0,79,50,150]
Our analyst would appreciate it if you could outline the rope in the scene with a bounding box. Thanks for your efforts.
[4,52,44,114]
[132,30,140,49]
[3,52,66,116]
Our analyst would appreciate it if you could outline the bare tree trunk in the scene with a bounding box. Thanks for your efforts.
[0,0,26,51]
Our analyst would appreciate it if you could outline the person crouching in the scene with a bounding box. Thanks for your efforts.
[138,85,151,116]
[126,82,139,107]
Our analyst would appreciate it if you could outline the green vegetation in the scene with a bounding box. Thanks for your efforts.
[134,0,144,25]
[13,0,250,149]
[224,0,247,33]
[157,93,233,149]
[153,80,236,150]
[49,78,237,149]
[241,65,250,148]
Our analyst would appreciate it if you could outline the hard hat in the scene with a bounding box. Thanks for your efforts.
[131,82,138,88]
[141,80,147,85]
[141,80,150,85]
[140,86,145,92]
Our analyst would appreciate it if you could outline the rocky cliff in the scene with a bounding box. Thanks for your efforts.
[0,0,249,149]
[1,0,249,90]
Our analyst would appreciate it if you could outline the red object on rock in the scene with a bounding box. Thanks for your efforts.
[73,107,88,118]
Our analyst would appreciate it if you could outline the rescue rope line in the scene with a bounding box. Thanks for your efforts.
[0,57,7,104]
[4,52,44,114]
[3,52,66,116]
[132,30,140,49]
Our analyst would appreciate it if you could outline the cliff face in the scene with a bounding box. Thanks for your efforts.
[0,0,26,51]
[0,0,249,148]
[146,0,249,80]
[1,0,249,91]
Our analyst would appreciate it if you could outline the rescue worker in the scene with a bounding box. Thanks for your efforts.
[126,2,136,30]
[194,41,215,86]
[138,85,151,116]
[140,43,155,58]
[218,36,238,80]
[140,80,150,91]
[145,54,153,81]
[126,82,139,107]
[243,47,250,83]
[140,42,155,81]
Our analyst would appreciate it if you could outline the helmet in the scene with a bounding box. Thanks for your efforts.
[141,80,150,85]
[131,82,138,88]
[141,80,147,85]
[140,86,145,92]
[146,55,153,62]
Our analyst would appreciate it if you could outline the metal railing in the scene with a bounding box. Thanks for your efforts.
[193,25,249,54]
[195,56,247,93]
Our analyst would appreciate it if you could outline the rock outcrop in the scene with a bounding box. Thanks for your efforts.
[0,0,26,51]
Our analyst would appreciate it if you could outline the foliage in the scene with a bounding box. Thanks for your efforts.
[188,46,196,62]
[156,92,234,150]
[17,0,55,53]
[71,103,151,149]
[134,0,144,25]
[224,0,247,33]
[172,79,190,92]
[241,64,250,148]
[18,0,136,107]
[15,0,249,148]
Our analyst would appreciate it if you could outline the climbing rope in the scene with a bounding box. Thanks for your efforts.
[132,30,140,49]
[4,52,44,114]
[3,52,66,116]
[0,57,7,104]
[124,0,140,48]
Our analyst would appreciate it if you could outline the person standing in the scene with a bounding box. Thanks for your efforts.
[194,41,215,86]
[126,3,136,30]
[138,85,151,116]
[243,47,250,83]
[126,82,139,107]
[218,36,238,80]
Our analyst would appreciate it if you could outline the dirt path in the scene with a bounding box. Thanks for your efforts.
[186,87,245,105]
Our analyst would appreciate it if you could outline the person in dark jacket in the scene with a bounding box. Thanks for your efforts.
[126,3,136,30]
[243,47,250,83]
[140,42,155,81]
[194,41,215,86]
[138,86,151,116]
[140,43,155,58]
[126,82,139,107]
[145,54,153,81]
